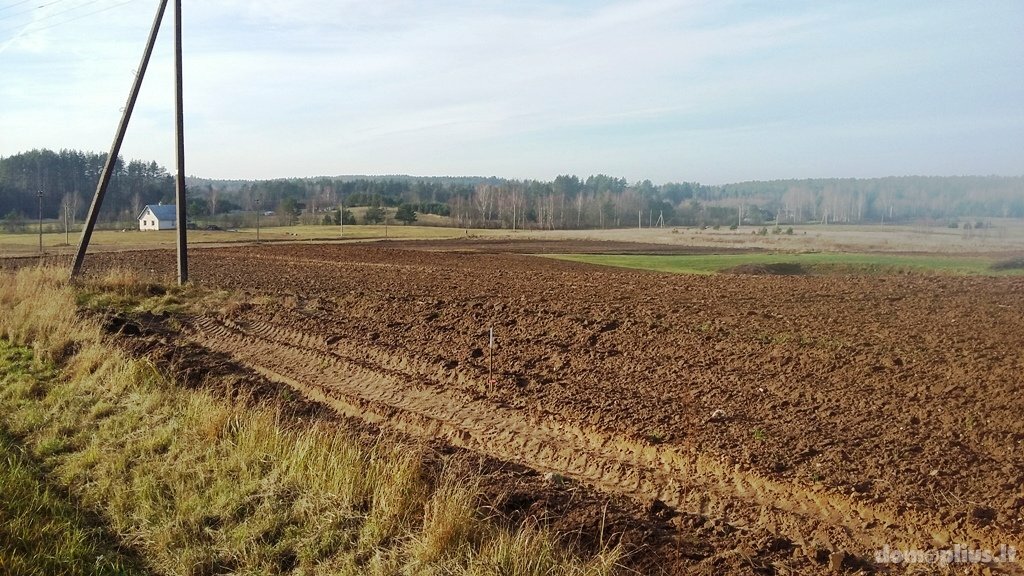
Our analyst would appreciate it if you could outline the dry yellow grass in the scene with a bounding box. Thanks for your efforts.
[6,219,1024,260]
[0,266,621,575]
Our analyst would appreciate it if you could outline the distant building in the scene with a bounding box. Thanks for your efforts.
[138,204,177,231]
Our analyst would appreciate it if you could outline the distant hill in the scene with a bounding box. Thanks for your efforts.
[3,148,1022,230]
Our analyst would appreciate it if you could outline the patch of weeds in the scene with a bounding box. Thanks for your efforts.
[35,435,73,458]
[137,294,185,315]
[645,430,668,445]
[755,332,794,346]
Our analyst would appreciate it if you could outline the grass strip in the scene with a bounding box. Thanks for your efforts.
[547,252,1024,276]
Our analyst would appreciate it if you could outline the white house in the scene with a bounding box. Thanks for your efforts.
[138,204,177,231]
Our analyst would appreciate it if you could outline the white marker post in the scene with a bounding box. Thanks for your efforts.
[488,326,495,385]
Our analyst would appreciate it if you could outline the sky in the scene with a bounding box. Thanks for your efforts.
[1,0,1022,184]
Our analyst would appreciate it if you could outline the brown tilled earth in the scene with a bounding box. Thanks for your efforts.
[64,240,1024,574]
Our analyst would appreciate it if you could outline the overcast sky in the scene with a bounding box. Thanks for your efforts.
[2,0,1022,183]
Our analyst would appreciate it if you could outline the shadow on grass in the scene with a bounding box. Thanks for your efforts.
[991,257,1024,271]
[0,427,149,576]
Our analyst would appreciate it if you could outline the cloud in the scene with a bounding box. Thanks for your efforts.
[1,0,1022,181]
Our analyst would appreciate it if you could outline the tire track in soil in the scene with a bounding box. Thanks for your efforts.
[186,314,1023,567]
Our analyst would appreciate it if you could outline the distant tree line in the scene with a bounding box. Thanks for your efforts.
[0,149,176,230]
[190,173,1024,229]
[3,148,1023,232]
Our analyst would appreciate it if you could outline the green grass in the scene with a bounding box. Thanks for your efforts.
[547,252,1024,276]
[0,345,144,576]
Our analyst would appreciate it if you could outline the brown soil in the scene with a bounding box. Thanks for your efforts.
[97,311,783,575]
[66,242,1024,574]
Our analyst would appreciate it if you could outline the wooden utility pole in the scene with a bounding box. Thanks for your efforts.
[71,0,170,279]
[173,0,188,285]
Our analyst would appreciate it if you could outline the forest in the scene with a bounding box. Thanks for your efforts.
[2,148,1022,231]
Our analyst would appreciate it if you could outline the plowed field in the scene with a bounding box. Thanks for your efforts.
[79,241,1024,573]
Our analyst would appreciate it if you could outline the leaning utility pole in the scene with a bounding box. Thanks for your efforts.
[173,0,188,284]
[71,0,169,279]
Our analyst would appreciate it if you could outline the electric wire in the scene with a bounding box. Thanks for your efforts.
[3,0,102,28]
[0,0,139,38]
[0,0,35,14]
[0,0,66,22]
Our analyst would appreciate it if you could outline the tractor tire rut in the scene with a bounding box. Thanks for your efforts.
[185,313,1021,566]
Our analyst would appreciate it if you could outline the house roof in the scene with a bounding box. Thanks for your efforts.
[139,204,177,221]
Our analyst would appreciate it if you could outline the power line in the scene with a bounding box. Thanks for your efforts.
[0,0,35,14]
[37,0,112,26]
[0,0,66,22]
[3,0,101,27]
[0,0,139,38]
